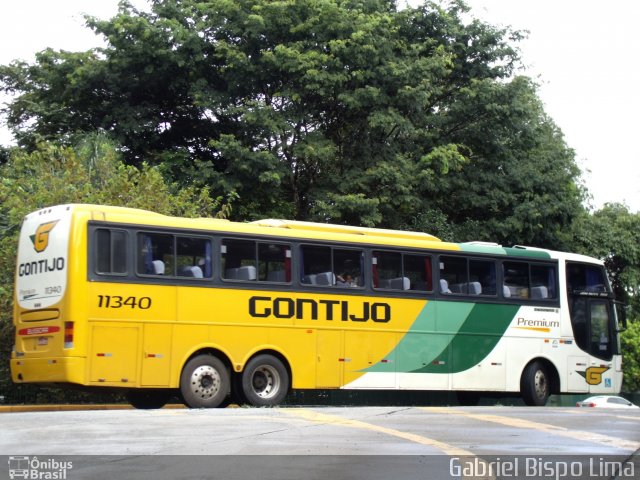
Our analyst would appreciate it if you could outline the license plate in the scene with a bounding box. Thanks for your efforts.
[37,337,48,346]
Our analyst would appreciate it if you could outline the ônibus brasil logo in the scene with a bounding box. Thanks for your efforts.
[8,456,73,479]
[29,221,58,253]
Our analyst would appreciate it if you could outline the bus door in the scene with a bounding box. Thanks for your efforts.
[316,329,343,388]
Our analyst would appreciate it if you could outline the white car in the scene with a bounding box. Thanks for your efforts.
[576,395,639,408]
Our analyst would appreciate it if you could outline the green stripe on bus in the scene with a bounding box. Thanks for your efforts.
[503,247,551,259]
[365,302,520,374]
[459,243,551,259]
[411,302,519,374]
[363,301,472,373]
[458,244,506,255]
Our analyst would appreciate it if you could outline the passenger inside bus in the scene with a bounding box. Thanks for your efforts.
[336,273,355,287]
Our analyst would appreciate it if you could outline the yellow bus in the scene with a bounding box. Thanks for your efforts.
[11,204,625,408]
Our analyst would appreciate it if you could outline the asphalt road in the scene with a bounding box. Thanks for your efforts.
[1,406,639,480]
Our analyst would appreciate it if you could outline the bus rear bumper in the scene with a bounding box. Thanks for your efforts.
[11,357,86,385]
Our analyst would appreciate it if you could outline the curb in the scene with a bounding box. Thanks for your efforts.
[0,404,186,413]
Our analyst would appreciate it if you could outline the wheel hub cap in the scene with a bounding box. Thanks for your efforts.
[190,365,221,399]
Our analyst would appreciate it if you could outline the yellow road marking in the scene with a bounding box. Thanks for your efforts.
[281,408,474,456]
[569,409,640,422]
[614,415,640,422]
[282,409,498,480]
[422,408,640,452]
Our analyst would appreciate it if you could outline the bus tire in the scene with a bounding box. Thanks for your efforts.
[180,354,230,408]
[127,389,171,409]
[521,360,550,406]
[241,354,289,407]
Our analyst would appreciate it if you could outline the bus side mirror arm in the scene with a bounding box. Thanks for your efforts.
[614,300,628,332]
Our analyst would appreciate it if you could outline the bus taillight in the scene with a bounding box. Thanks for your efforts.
[64,321,74,348]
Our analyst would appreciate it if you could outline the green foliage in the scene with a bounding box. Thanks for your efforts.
[0,0,583,243]
[0,135,233,403]
[621,320,640,393]
[423,76,585,248]
[0,146,9,165]
[571,203,640,317]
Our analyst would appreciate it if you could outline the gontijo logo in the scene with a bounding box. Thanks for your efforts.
[30,220,59,253]
[577,366,610,385]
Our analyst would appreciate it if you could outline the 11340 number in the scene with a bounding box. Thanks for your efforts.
[97,295,152,309]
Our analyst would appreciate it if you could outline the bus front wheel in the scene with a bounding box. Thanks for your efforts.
[521,360,550,406]
[180,354,230,408]
[241,354,290,407]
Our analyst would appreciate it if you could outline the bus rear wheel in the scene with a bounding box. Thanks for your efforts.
[241,354,289,407]
[521,360,550,406]
[180,354,230,408]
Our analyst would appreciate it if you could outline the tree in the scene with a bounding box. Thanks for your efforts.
[0,3,564,215]
[0,145,9,164]
[621,320,640,393]
[422,76,585,248]
[569,204,640,392]
[1,0,587,250]
[0,135,233,403]
[570,203,640,317]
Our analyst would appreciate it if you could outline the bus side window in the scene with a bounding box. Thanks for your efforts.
[221,239,256,281]
[404,254,433,292]
[503,261,529,299]
[259,242,291,283]
[96,229,127,275]
[301,245,332,285]
[333,248,363,287]
[373,251,402,290]
[531,264,557,299]
[138,233,174,276]
[177,237,212,278]
[440,256,468,294]
[440,256,495,296]
[469,259,496,296]
[301,245,363,287]
[503,261,557,300]
[373,251,432,291]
